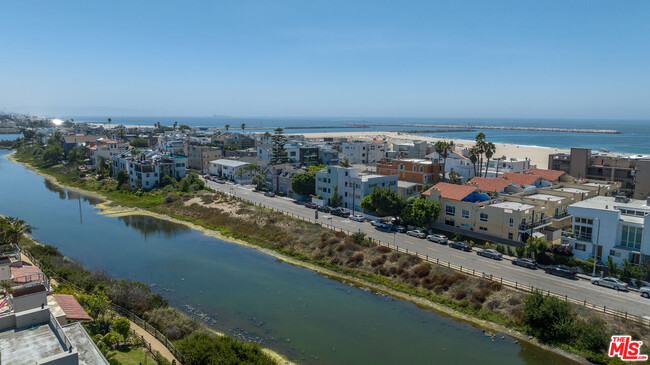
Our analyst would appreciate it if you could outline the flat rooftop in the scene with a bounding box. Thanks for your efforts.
[554,187,590,194]
[0,322,65,365]
[583,182,612,187]
[63,322,109,365]
[525,194,565,202]
[491,201,536,211]
[570,195,650,211]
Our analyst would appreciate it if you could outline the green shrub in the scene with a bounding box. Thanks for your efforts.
[522,291,573,344]
[144,307,200,341]
[176,332,276,365]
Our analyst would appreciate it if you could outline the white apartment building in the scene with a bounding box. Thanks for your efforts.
[342,140,388,165]
[484,158,533,178]
[565,196,650,266]
[315,166,398,212]
[209,159,252,183]
[87,138,129,169]
[426,150,475,182]
[112,150,188,189]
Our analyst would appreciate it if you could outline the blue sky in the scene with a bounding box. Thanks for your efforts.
[1,1,649,119]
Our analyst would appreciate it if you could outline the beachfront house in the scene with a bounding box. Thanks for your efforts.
[86,138,129,169]
[376,158,440,186]
[563,196,650,266]
[426,149,475,182]
[112,150,188,190]
[315,166,398,212]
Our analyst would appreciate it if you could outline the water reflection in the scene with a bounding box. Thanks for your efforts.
[43,179,103,205]
[117,215,190,240]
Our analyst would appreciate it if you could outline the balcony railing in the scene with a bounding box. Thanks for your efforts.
[519,217,551,231]
[553,212,570,220]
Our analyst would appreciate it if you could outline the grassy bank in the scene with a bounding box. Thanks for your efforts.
[11,144,650,364]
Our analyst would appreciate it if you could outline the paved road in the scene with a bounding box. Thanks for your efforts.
[204,178,650,318]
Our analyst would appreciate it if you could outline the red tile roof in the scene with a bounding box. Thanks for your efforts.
[466,177,512,193]
[53,294,92,321]
[423,182,477,201]
[525,168,566,182]
[500,172,541,186]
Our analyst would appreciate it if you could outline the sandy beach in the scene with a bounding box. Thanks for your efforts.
[300,131,568,169]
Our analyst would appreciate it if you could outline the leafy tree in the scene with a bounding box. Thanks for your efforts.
[270,128,288,165]
[525,236,549,260]
[178,124,191,131]
[252,173,265,189]
[291,171,316,196]
[144,307,200,341]
[329,186,342,207]
[161,175,177,187]
[82,291,111,320]
[176,332,276,365]
[43,144,64,165]
[129,138,149,147]
[112,317,131,345]
[448,170,462,185]
[339,157,351,167]
[116,170,129,187]
[401,198,440,228]
[68,145,86,174]
[22,129,36,142]
[360,187,404,217]
[522,291,573,344]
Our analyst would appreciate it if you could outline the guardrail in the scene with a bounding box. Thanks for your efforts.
[50,312,73,352]
[220,186,650,328]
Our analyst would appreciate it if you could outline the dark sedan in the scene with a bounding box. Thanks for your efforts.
[512,258,537,269]
[449,241,472,252]
[317,206,331,213]
[545,265,577,279]
[305,202,319,209]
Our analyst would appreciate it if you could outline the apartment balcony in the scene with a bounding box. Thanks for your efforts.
[519,217,552,232]
[553,211,570,220]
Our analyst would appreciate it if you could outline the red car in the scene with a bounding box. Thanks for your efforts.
[304,202,319,209]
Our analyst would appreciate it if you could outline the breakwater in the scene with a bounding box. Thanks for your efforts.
[355,123,621,134]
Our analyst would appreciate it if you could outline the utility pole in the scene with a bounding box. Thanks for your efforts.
[592,218,600,276]
[352,181,356,216]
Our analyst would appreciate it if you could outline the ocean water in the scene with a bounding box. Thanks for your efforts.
[68,116,650,155]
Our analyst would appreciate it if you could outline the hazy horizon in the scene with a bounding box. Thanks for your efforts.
[2,1,649,119]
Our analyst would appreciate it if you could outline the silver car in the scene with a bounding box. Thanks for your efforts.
[427,234,448,244]
[590,277,628,291]
[349,215,365,222]
[640,287,650,299]
[477,249,502,260]
[406,229,427,238]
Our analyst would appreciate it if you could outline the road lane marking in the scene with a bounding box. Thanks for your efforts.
[518,273,537,279]
[556,283,578,290]
[599,294,628,303]
[426,247,439,252]
[451,254,467,261]
[404,240,417,245]
[483,264,501,270]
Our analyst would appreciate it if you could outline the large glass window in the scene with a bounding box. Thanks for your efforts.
[461,210,470,219]
[445,205,456,216]
[573,216,593,242]
[480,213,488,222]
[620,226,642,249]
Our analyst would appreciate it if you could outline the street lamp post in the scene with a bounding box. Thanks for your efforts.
[592,217,601,276]
[394,232,396,246]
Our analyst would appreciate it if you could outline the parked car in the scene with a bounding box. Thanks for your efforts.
[640,287,650,299]
[371,219,384,227]
[388,224,406,233]
[331,208,350,218]
[317,206,331,213]
[406,229,427,238]
[264,191,275,197]
[512,258,537,269]
[304,202,319,209]
[545,265,577,279]
[426,234,448,244]
[477,249,502,260]
[449,241,472,252]
[591,277,629,291]
[349,214,365,222]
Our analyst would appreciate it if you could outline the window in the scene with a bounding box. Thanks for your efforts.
[413,166,417,172]
[575,243,586,251]
[508,233,513,240]
[420,166,424,172]
[609,250,621,257]
[509,218,514,227]
[479,226,488,231]
[445,205,456,216]
[480,213,488,222]
[461,210,470,219]
[574,217,594,242]
[399,164,404,170]
[620,225,642,249]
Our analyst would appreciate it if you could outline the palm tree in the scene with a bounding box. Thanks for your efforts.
[483,142,496,177]
[107,118,112,129]
[433,141,451,181]
[173,121,178,130]
[4,217,33,245]
[241,123,246,132]
[475,133,486,176]
[225,124,230,132]
[469,146,480,178]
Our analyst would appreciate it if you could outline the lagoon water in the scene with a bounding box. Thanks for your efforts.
[0,149,573,364]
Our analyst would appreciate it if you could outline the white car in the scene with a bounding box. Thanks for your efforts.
[349,215,365,222]
[406,230,427,238]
